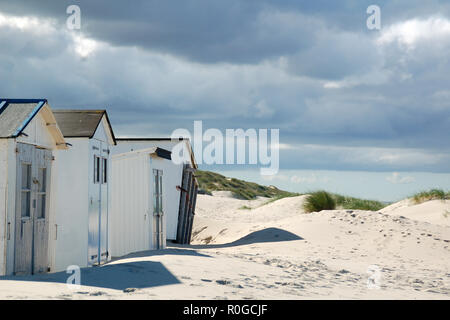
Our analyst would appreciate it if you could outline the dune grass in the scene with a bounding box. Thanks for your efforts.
[412,189,450,204]
[303,191,336,213]
[303,191,386,213]
[333,194,386,211]
[196,170,387,212]
[195,170,298,200]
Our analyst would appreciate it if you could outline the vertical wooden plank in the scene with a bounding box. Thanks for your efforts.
[176,165,189,243]
[14,143,34,275]
[186,181,198,244]
[181,170,193,243]
[184,171,195,244]
[32,148,51,273]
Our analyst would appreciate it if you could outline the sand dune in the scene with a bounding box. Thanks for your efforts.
[0,193,449,299]
[380,199,450,226]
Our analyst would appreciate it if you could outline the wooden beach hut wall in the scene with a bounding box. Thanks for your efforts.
[0,99,67,276]
[109,147,173,257]
[50,110,116,272]
[111,138,198,244]
[176,163,198,245]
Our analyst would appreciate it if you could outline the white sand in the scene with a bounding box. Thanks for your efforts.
[380,199,450,226]
[0,194,449,299]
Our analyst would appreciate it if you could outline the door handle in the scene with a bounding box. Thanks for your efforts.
[7,222,10,240]
[21,220,26,238]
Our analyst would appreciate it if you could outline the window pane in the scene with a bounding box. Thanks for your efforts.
[21,191,30,217]
[37,194,46,219]
[21,164,31,190]
[94,157,97,182]
[153,171,159,214]
[94,156,100,183]
[102,158,107,184]
[38,168,46,192]
[97,157,100,183]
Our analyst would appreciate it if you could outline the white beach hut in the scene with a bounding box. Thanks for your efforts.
[0,99,67,276]
[111,138,198,245]
[50,110,116,272]
[109,147,174,257]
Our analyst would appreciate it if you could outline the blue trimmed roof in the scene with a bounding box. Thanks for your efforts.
[0,99,47,138]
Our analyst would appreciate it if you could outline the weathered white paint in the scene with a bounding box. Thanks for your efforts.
[110,149,167,257]
[4,139,16,275]
[16,112,57,150]
[51,138,90,272]
[0,106,65,275]
[50,115,113,272]
[112,140,193,240]
[93,116,115,146]
[0,139,8,275]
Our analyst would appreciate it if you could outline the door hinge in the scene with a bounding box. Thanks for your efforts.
[15,147,19,153]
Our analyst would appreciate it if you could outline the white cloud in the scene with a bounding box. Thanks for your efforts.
[378,16,450,49]
[0,12,100,59]
[253,100,274,118]
[262,172,329,184]
[283,144,450,170]
[72,35,100,58]
[0,12,55,33]
[261,174,290,182]
[386,172,415,184]
[290,174,317,184]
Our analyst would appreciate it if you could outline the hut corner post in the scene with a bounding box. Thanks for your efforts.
[176,164,198,244]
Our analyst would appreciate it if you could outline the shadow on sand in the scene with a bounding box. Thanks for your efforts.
[0,260,180,291]
[114,247,212,260]
[0,228,301,291]
[176,227,303,249]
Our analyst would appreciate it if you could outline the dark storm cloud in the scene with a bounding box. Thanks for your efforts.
[0,0,449,172]
[1,0,449,64]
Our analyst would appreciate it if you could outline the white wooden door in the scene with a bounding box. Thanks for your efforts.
[99,144,109,262]
[152,169,164,249]
[14,143,51,274]
[88,141,109,265]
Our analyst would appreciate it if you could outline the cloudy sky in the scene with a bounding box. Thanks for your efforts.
[1,1,449,200]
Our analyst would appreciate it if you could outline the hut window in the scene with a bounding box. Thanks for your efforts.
[153,169,163,215]
[37,194,46,219]
[94,156,100,184]
[38,168,46,193]
[21,163,31,218]
[102,158,107,184]
[36,168,47,219]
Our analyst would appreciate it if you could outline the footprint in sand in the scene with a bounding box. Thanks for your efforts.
[89,291,108,296]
